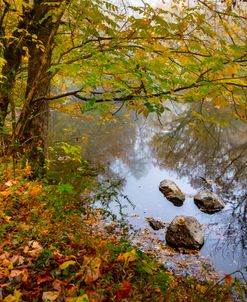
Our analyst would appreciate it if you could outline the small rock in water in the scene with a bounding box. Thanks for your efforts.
[159,180,185,206]
[194,190,225,213]
[166,216,204,250]
[146,217,166,230]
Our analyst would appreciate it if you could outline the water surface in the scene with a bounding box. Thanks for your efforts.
[49,104,247,276]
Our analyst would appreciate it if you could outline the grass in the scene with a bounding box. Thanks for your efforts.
[0,159,246,302]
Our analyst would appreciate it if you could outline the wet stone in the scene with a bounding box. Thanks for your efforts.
[146,217,166,230]
[194,190,225,214]
[166,215,204,250]
[159,180,185,206]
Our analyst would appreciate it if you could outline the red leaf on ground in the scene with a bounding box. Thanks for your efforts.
[37,275,53,284]
[116,280,132,300]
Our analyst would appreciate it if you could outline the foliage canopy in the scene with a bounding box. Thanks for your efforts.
[0,0,246,164]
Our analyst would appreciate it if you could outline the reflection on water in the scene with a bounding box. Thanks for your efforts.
[49,104,247,275]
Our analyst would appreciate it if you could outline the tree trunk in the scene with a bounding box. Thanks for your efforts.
[12,1,66,176]
[0,10,32,152]
[1,0,67,174]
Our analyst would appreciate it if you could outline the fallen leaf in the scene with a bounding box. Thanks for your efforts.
[9,255,19,265]
[9,269,29,282]
[25,241,43,257]
[2,258,13,269]
[66,294,89,302]
[117,249,137,263]
[59,260,76,270]
[29,240,42,249]
[84,256,101,282]
[5,180,18,187]
[0,190,10,197]
[65,285,77,297]
[116,280,132,300]
[42,291,59,301]
[29,185,42,197]
[53,279,67,292]
[4,289,21,302]
[0,267,9,279]
[37,275,53,284]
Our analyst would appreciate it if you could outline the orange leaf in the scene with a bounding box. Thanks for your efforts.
[0,190,10,197]
[66,285,77,297]
[37,275,53,284]
[9,269,29,282]
[29,185,42,197]
[225,274,232,286]
[116,280,132,300]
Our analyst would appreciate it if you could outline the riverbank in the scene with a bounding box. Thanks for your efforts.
[0,161,246,301]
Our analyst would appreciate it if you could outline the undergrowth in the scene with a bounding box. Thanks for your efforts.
[0,158,246,301]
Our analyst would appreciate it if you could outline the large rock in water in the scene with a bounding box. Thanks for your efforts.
[159,180,185,206]
[194,190,225,213]
[166,216,204,249]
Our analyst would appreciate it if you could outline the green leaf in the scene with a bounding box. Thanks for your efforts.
[59,260,76,270]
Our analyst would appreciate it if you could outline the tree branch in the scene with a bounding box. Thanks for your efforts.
[197,0,247,20]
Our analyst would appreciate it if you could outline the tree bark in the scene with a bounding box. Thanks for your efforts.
[12,1,67,175]
[0,8,32,150]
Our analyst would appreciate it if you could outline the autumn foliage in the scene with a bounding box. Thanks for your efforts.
[0,163,246,301]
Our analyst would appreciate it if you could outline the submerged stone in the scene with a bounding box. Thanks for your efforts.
[146,217,166,230]
[159,180,185,206]
[166,216,204,250]
[194,190,225,213]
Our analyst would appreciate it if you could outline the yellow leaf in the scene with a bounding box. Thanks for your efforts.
[2,259,13,270]
[117,249,138,263]
[42,291,59,301]
[84,256,101,282]
[4,295,16,302]
[4,289,22,302]
[66,294,89,302]
[61,83,67,91]
[59,260,76,270]
[196,284,207,294]
[14,290,21,301]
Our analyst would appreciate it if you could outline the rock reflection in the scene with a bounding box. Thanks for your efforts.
[48,104,247,273]
[148,105,247,261]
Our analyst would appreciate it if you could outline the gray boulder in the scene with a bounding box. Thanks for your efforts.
[166,216,204,249]
[159,180,185,206]
[146,217,166,230]
[194,190,225,213]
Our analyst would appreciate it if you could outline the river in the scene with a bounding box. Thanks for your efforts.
[49,103,247,279]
